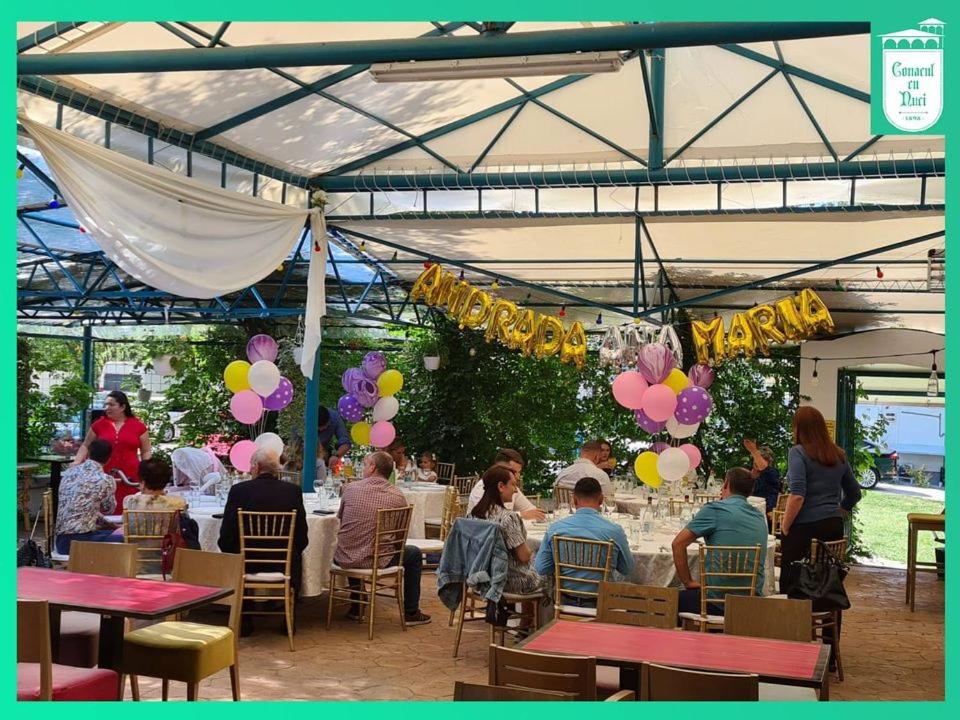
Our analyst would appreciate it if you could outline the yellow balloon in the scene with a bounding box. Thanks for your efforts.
[664,368,689,394]
[510,309,538,356]
[377,369,404,397]
[532,315,565,359]
[485,299,519,344]
[691,317,725,365]
[747,304,786,354]
[634,451,662,488]
[458,289,493,329]
[798,288,835,335]
[726,312,758,358]
[223,360,251,393]
[350,421,371,446]
[409,263,441,304]
[560,321,587,370]
[774,295,809,341]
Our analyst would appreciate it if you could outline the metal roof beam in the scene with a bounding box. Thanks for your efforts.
[17,22,87,53]
[18,22,869,76]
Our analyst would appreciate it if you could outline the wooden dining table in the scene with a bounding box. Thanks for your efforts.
[17,567,232,699]
[519,619,831,700]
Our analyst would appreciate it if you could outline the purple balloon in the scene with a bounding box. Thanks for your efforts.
[651,442,670,454]
[351,376,380,408]
[362,351,388,380]
[342,367,364,394]
[246,334,278,364]
[263,377,294,411]
[687,363,715,389]
[637,344,676,385]
[337,393,365,423]
[634,408,666,435]
[675,386,714,425]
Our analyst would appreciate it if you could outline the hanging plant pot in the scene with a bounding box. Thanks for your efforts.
[137,388,152,402]
[151,354,174,376]
[423,356,441,371]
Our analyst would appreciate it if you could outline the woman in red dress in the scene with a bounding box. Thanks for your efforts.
[75,390,152,507]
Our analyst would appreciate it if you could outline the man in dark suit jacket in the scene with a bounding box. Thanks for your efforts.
[218,448,308,635]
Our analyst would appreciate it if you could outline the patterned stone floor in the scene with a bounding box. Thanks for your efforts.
[127,565,944,701]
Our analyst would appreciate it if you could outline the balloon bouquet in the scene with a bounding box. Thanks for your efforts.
[610,343,715,491]
[338,352,404,450]
[222,334,295,473]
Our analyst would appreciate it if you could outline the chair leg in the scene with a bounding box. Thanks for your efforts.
[452,589,466,658]
[448,607,456,627]
[285,591,295,652]
[186,682,198,701]
[129,674,140,701]
[368,579,377,641]
[397,570,407,633]
[325,573,336,631]
[229,663,241,701]
[833,611,844,682]
[162,679,169,701]
[906,524,915,606]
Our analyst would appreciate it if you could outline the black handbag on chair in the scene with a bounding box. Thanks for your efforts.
[783,547,851,612]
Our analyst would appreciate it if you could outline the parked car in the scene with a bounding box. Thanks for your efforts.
[858,439,899,489]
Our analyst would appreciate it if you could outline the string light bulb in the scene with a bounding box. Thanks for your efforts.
[491,278,500,290]
[875,266,884,279]
[811,357,820,387]
[633,317,642,325]
[390,251,398,261]
[927,350,939,397]
[558,305,567,318]
[16,167,24,179]
[423,260,433,269]
[48,198,60,209]
[596,313,603,325]
[459,269,465,281]
[358,240,366,252]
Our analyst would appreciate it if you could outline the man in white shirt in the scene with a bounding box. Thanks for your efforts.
[466,448,546,521]
[554,440,615,497]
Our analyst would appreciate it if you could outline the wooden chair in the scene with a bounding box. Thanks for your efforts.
[552,536,614,620]
[121,549,243,701]
[489,645,634,701]
[553,485,574,509]
[453,681,575,701]
[678,544,761,632]
[906,511,945,611]
[326,506,413,640]
[811,537,849,681]
[451,474,476,497]
[526,494,543,510]
[694,493,721,505]
[123,509,178,577]
[40,489,69,564]
[239,510,298,651]
[596,581,679,629]
[278,469,301,486]
[408,486,459,563]
[724,595,812,642]
[17,599,119,701]
[641,662,759,701]
[437,462,456,485]
[667,498,694,517]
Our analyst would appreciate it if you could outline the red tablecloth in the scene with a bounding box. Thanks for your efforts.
[523,621,820,680]
[17,567,225,618]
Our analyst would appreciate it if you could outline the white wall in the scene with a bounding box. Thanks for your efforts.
[799,329,946,422]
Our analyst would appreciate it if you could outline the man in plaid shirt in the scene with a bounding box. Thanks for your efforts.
[336,451,431,625]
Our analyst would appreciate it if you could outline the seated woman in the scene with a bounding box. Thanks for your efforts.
[470,465,546,598]
[415,451,439,482]
[124,458,188,512]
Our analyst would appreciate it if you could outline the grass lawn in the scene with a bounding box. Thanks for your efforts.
[856,490,943,565]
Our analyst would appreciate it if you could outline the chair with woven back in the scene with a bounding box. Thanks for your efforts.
[121,548,244,701]
[678,544,762,632]
[668,498,694,517]
[810,536,849,681]
[238,510,298,651]
[326,505,413,640]
[408,486,459,563]
[641,663,759,701]
[694,493,721,505]
[453,681,575,701]
[278,469,301,486]
[437,462,456,485]
[123,509,179,578]
[17,599,119,701]
[596,581,679,629]
[489,645,634,701]
[451,474,476,497]
[552,536,615,620]
[553,485,574,509]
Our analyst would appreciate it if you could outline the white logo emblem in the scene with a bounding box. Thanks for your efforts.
[880,19,944,131]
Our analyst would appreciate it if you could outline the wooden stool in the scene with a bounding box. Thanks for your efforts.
[906,512,945,611]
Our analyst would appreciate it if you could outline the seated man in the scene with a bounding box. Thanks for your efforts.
[218,449,308,634]
[336,451,431,626]
[467,448,546,521]
[554,440,615,498]
[55,439,122,554]
[671,467,769,616]
[534,477,634,607]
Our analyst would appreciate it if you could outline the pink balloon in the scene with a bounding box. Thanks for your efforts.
[687,363,715,389]
[680,443,702,470]
[229,440,257,472]
[230,390,263,424]
[611,371,649,410]
[641,383,678,422]
[246,334,278,364]
[637,344,676,384]
[369,420,396,449]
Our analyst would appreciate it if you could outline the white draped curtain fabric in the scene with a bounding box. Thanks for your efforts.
[21,116,326,379]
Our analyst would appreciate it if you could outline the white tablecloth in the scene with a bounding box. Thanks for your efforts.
[525,515,776,596]
[400,484,447,526]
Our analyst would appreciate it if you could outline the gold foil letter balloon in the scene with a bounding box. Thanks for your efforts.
[445,280,473,317]
[409,263,441,303]
[431,270,458,306]
[533,315,566,358]
[726,312,757,358]
[560,321,587,369]
[691,317,726,365]
[485,299,518,343]
[458,289,493,329]
[798,288,835,335]
[774,295,810,340]
[746,304,786,354]
[510,309,538,356]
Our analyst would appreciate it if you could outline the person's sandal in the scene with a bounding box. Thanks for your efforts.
[404,611,432,626]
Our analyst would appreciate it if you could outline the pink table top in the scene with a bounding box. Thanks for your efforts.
[522,620,825,682]
[17,567,230,620]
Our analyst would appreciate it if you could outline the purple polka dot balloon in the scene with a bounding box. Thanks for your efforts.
[262,376,294,411]
[634,408,666,435]
[337,393,365,423]
[675,386,713,425]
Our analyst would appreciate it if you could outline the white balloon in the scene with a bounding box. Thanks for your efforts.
[371,396,400,422]
[657,447,691,482]
[248,360,281,397]
[666,416,700,439]
[254,432,284,457]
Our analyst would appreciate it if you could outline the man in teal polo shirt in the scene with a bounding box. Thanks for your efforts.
[671,467,768,616]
